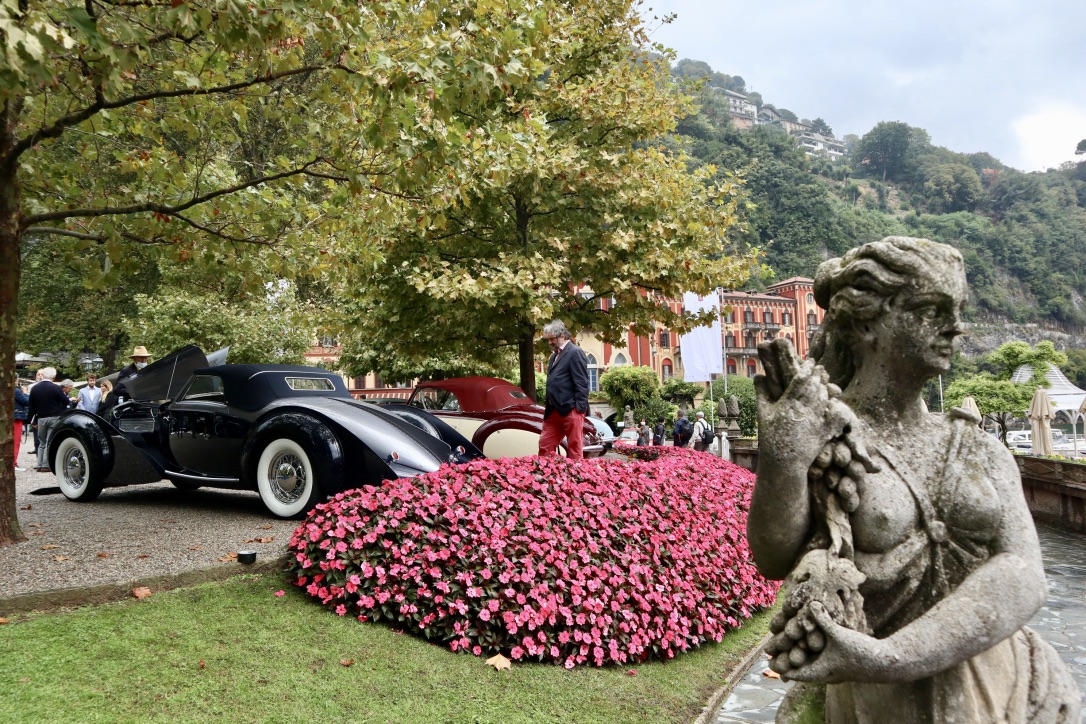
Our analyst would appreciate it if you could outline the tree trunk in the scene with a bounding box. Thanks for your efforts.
[0,106,26,546]
[519,330,537,403]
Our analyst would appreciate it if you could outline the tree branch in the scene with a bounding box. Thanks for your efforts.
[24,158,327,226]
[7,65,338,169]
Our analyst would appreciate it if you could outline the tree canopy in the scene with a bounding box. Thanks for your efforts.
[332,4,756,392]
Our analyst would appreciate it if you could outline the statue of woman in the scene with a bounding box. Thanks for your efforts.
[622,404,634,429]
[749,237,1079,722]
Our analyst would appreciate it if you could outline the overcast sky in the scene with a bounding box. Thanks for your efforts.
[640,0,1086,172]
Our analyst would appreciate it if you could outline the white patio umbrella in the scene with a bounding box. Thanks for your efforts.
[1028,388,1055,456]
[959,394,983,426]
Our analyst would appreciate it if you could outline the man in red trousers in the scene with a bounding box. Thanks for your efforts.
[537,320,590,459]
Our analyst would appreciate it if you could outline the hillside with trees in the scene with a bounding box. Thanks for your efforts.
[669,60,1086,331]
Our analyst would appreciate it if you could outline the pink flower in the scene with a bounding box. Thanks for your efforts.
[274,590,285,597]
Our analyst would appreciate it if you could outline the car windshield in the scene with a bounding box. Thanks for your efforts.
[411,388,461,411]
[179,374,226,403]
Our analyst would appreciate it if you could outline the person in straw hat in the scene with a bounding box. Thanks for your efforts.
[117,346,152,382]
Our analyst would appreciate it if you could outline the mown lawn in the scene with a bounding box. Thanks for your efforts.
[0,573,771,723]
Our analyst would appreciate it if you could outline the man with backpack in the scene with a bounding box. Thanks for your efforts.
[692,410,714,452]
[672,409,693,448]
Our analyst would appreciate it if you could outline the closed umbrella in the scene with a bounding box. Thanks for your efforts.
[1076,396,1086,458]
[959,395,983,426]
[1028,388,1055,456]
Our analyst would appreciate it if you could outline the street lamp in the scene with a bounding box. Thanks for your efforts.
[79,355,104,374]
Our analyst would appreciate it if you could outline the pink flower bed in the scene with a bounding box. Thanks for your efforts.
[287,447,778,667]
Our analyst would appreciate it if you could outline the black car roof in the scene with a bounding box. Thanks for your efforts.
[193,364,351,412]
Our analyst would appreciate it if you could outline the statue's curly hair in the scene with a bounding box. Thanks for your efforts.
[811,237,966,389]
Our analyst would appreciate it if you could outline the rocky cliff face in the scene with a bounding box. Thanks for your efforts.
[960,322,1086,357]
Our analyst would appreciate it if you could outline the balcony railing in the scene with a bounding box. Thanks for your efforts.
[763,322,781,330]
[725,346,759,355]
[742,320,764,330]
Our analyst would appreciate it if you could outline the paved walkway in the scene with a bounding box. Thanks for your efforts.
[717,523,1086,722]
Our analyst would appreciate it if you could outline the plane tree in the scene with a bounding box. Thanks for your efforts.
[334,0,757,396]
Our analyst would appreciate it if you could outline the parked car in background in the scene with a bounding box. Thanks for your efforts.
[44,346,482,518]
[403,376,609,458]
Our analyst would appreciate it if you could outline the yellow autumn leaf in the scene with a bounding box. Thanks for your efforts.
[485,654,512,671]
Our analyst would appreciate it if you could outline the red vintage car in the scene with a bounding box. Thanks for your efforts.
[394,377,607,458]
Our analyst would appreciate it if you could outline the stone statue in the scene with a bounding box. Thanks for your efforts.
[622,405,634,429]
[749,237,1080,722]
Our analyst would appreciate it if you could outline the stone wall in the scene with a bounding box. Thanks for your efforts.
[1016,456,1086,533]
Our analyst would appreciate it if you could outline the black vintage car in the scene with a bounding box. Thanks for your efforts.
[44,346,482,518]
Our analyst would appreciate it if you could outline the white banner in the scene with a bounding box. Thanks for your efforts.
[679,292,723,382]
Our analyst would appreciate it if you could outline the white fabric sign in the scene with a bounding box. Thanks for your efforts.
[679,291,723,382]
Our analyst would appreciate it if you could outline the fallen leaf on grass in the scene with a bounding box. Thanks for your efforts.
[136,554,151,559]
[485,654,512,671]
[339,659,354,667]
[198,660,206,670]
[53,556,69,562]
[217,552,238,563]
[18,678,29,683]
[625,669,637,677]
[131,587,153,599]
[764,669,781,679]
[273,590,285,597]
[97,552,110,558]
[258,524,274,530]
[244,537,274,544]
[188,545,203,551]
[19,504,31,510]
[40,544,59,550]
[29,530,44,536]
[27,523,44,528]
[0,617,9,625]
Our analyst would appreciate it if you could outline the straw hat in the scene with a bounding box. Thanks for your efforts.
[130,346,151,358]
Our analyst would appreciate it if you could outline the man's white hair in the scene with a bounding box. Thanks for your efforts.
[40,367,57,380]
[542,320,571,340]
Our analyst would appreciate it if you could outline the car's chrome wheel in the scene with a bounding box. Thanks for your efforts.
[55,436,103,502]
[256,439,319,518]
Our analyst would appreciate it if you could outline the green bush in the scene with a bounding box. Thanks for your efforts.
[708,375,757,436]
[600,365,660,410]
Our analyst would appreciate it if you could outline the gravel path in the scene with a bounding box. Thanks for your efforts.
[1,445,300,600]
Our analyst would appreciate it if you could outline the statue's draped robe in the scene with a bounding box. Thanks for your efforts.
[782,413,1080,723]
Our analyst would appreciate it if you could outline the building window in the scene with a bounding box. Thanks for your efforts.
[724,310,735,324]
[352,376,366,389]
[807,293,814,304]
[725,333,735,349]
[763,311,773,323]
[764,330,776,340]
[782,312,792,325]
[745,333,757,349]
[807,311,818,326]
[659,329,671,348]
[661,361,673,380]
[587,354,599,392]
[743,309,754,323]
[747,361,757,377]
[318,335,338,348]
[612,353,627,367]
[727,361,737,375]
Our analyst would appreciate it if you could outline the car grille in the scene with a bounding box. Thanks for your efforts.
[116,410,156,433]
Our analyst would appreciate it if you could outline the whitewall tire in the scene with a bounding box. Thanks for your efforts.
[255,438,321,518]
[55,436,103,502]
